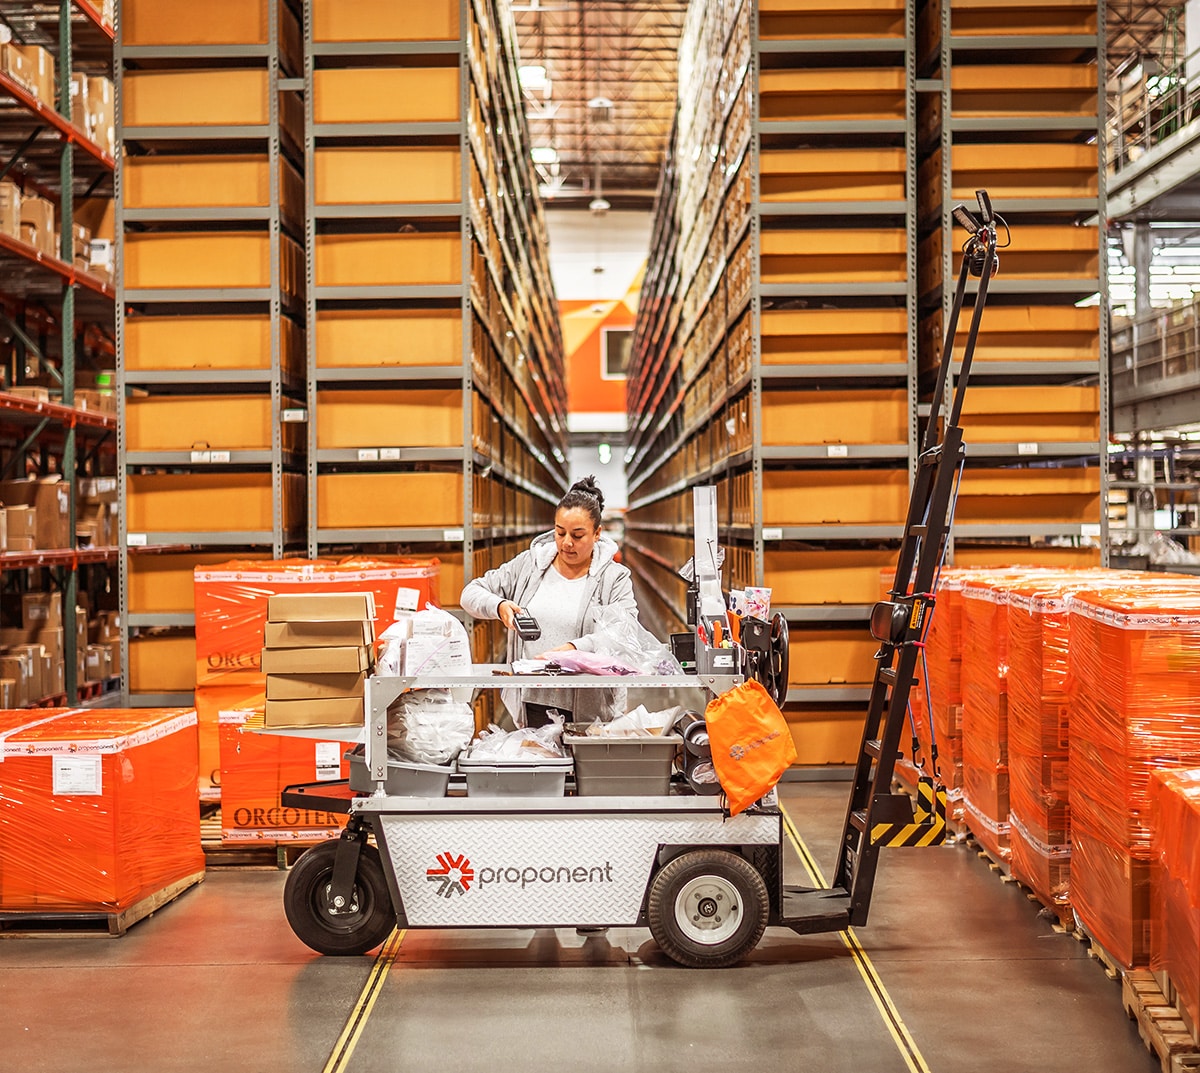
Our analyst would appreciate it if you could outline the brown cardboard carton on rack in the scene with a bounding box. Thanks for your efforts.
[46,652,64,696]
[6,505,36,551]
[18,45,55,107]
[23,591,63,629]
[12,644,45,700]
[0,180,20,238]
[0,507,7,552]
[35,628,63,659]
[0,43,34,96]
[85,76,114,155]
[69,72,88,130]
[19,196,54,256]
[104,640,121,677]
[0,678,16,707]
[0,650,34,706]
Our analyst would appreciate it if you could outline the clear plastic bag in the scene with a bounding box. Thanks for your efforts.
[582,704,683,737]
[469,719,565,759]
[386,689,474,765]
[589,605,682,675]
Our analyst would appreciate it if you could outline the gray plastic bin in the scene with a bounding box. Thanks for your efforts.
[345,751,452,796]
[563,731,681,796]
[456,751,572,797]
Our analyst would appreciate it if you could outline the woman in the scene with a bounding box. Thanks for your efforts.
[460,475,637,727]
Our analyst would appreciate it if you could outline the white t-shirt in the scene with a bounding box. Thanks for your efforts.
[524,567,589,655]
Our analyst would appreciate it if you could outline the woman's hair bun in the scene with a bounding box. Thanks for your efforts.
[570,474,604,513]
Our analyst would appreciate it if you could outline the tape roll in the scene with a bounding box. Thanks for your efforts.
[678,711,711,758]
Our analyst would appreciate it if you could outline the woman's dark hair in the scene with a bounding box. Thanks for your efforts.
[557,474,604,528]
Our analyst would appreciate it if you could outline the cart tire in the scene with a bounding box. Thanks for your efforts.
[647,849,769,968]
[284,841,395,956]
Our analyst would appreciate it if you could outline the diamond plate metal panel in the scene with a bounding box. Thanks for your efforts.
[379,811,779,927]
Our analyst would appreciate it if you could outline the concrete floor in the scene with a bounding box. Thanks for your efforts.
[0,782,1160,1073]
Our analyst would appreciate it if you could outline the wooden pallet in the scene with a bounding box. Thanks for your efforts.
[967,835,1017,883]
[200,814,312,870]
[1085,931,1124,981]
[0,870,204,937]
[1123,969,1200,1073]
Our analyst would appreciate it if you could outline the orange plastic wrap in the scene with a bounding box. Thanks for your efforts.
[1150,767,1200,1029]
[923,569,975,810]
[218,708,349,844]
[0,707,203,912]
[1068,584,1200,967]
[193,557,441,689]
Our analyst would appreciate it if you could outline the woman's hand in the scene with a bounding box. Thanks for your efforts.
[498,600,522,630]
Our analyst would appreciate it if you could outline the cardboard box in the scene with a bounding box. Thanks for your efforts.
[23,592,62,629]
[127,551,271,614]
[315,389,464,448]
[314,233,461,287]
[19,45,55,107]
[0,180,19,238]
[762,469,910,526]
[19,196,55,257]
[264,696,365,728]
[313,67,459,124]
[124,314,275,371]
[123,69,268,127]
[0,653,32,706]
[263,620,372,647]
[96,610,121,642]
[35,628,63,658]
[122,0,270,46]
[85,643,113,681]
[314,147,461,205]
[44,653,64,697]
[0,678,15,707]
[125,394,274,452]
[266,592,376,623]
[6,505,36,545]
[105,640,122,677]
[124,232,272,290]
[0,43,35,96]
[314,308,462,369]
[124,155,273,209]
[311,0,459,42]
[260,646,370,675]
[316,472,463,528]
[761,307,908,366]
[127,472,285,533]
[0,478,69,548]
[0,507,6,552]
[128,634,196,693]
[266,672,366,701]
[70,72,88,130]
[762,390,908,445]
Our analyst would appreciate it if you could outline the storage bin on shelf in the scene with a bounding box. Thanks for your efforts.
[563,729,681,796]
[345,751,452,797]
[456,751,573,798]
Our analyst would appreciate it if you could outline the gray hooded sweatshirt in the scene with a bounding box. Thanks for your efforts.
[459,530,638,723]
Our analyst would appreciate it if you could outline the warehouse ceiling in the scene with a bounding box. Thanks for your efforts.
[512,0,688,212]
[1108,0,1184,75]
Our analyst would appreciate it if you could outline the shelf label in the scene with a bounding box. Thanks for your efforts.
[357,448,380,462]
[210,451,230,463]
[826,444,849,458]
[1017,442,1039,456]
[443,528,465,541]
[763,528,783,541]
[380,447,401,461]
[281,409,307,423]
[127,533,147,546]
[53,755,102,795]
[1080,524,1102,538]
[190,451,211,463]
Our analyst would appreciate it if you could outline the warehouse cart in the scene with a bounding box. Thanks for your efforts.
[267,194,1002,968]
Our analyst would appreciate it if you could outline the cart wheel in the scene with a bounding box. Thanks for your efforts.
[647,849,769,968]
[284,841,395,956]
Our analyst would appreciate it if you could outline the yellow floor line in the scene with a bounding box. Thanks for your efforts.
[322,928,406,1073]
[780,805,933,1073]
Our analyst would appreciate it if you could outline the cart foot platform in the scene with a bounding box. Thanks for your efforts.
[780,886,851,934]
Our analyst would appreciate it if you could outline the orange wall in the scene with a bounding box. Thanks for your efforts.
[562,298,634,414]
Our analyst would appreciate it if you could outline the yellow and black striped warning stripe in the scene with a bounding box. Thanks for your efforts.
[871,777,947,847]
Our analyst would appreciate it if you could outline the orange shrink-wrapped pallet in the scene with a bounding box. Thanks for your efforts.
[194,557,441,688]
[0,707,203,912]
[1069,583,1200,968]
[192,557,440,801]
[1150,767,1200,1033]
[218,708,350,843]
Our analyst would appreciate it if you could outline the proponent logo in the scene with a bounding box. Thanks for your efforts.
[427,852,474,898]
[426,852,613,897]
[729,729,782,761]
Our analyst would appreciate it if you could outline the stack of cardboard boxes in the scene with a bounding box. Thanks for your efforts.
[0,179,113,277]
[0,593,87,706]
[262,593,375,729]
[68,73,116,157]
[0,33,55,109]
[0,476,118,553]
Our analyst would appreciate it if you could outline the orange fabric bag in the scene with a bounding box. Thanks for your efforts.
[704,679,797,815]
